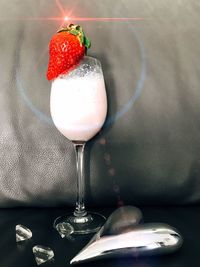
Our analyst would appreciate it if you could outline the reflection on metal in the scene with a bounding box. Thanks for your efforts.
[100,206,143,235]
[70,206,183,264]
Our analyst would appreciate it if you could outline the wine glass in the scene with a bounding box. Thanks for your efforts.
[50,56,107,234]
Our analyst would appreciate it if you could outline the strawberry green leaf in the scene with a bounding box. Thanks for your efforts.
[80,34,84,44]
[69,29,79,36]
[84,37,91,49]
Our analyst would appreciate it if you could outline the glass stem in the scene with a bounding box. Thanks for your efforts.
[73,142,87,218]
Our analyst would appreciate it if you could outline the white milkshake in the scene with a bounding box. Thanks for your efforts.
[50,57,107,141]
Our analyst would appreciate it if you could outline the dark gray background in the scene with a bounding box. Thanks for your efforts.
[0,0,200,207]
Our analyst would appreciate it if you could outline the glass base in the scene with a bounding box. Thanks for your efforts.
[53,212,106,235]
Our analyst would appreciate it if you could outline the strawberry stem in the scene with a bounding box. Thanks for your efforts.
[57,24,91,49]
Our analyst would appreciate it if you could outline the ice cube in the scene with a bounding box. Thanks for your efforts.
[32,245,54,265]
[55,222,74,238]
[16,224,32,242]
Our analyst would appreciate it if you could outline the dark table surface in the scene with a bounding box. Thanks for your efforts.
[1,205,199,267]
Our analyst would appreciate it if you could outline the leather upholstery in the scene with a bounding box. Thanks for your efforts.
[0,0,200,207]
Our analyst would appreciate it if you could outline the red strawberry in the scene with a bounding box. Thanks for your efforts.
[46,24,91,81]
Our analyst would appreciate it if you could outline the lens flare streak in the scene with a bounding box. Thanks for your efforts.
[67,17,146,21]
[0,0,146,22]
[0,17,146,22]
[55,0,66,16]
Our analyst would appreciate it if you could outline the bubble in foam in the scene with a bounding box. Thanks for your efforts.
[62,56,102,79]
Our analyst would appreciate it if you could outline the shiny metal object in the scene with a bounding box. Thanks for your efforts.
[101,205,143,235]
[70,206,183,264]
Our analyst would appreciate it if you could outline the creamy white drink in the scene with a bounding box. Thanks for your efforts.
[50,57,107,141]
